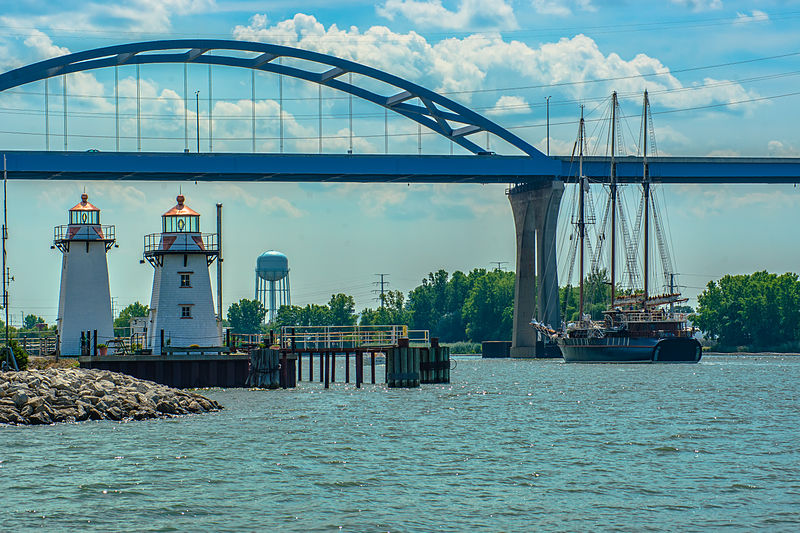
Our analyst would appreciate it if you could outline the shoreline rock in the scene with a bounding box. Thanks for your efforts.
[0,368,222,425]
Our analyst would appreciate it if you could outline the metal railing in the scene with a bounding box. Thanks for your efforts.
[54,224,115,242]
[622,312,688,324]
[2,333,58,357]
[143,232,218,254]
[279,325,429,350]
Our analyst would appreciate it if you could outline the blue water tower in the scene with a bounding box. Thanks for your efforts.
[255,250,291,323]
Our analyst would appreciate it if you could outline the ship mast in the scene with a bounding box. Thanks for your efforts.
[642,90,651,303]
[578,106,586,320]
[610,92,617,310]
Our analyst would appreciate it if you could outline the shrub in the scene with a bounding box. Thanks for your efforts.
[3,340,29,370]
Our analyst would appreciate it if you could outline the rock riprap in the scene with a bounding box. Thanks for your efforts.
[0,368,222,425]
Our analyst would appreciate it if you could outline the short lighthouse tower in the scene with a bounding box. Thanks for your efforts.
[144,195,220,354]
[54,193,116,355]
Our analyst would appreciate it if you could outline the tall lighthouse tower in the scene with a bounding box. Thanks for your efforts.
[54,193,116,355]
[144,195,220,354]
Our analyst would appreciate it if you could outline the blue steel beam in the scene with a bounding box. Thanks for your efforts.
[554,156,800,184]
[0,39,555,167]
[3,151,800,184]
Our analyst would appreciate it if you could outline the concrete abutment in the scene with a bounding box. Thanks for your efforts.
[508,180,564,357]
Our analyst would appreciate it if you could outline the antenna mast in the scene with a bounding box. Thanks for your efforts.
[578,107,586,320]
[610,92,617,310]
[642,91,651,302]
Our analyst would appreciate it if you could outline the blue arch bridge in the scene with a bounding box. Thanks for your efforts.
[2,39,800,357]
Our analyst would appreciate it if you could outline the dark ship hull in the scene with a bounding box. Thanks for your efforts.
[558,336,701,363]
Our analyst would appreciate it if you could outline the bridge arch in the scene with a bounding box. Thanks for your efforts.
[0,39,550,161]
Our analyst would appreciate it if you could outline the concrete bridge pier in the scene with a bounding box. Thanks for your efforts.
[508,180,564,357]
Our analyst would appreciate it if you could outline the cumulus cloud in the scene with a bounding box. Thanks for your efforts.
[532,0,596,16]
[734,10,769,25]
[670,0,722,11]
[233,14,758,115]
[216,184,306,218]
[2,0,214,35]
[767,140,798,156]
[377,0,518,30]
[487,95,531,116]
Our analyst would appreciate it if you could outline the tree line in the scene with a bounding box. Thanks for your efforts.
[224,268,516,342]
[692,271,800,352]
[109,269,800,352]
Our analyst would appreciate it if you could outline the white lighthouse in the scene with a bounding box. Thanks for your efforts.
[144,195,220,354]
[54,193,115,355]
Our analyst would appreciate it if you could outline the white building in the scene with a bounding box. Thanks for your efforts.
[144,195,220,354]
[54,193,116,355]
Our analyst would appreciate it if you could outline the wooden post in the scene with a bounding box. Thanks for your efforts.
[319,351,324,383]
[371,352,376,384]
[160,329,165,353]
[331,351,336,383]
[355,351,362,388]
[309,351,313,382]
[93,330,98,356]
[225,328,230,348]
[281,352,288,389]
[345,352,350,383]
[324,351,329,389]
[297,351,302,382]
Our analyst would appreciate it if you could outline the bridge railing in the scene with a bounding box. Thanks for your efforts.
[279,325,429,350]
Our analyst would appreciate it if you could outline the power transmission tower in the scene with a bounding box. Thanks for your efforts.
[373,274,390,307]
[491,261,509,271]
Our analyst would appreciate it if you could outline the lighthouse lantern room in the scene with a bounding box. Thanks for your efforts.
[54,193,116,355]
[144,195,220,354]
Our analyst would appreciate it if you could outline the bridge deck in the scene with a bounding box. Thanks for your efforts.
[3,151,800,184]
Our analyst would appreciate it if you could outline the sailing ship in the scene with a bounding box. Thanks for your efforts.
[534,91,701,363]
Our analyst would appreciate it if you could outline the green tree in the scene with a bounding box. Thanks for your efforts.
[463,269,515,341]
[227,298,267,334]
[360,290,411,326]
[23,314,46,330]
[113,301,149,336]
[327,293,357,325]
[692,271,800,350]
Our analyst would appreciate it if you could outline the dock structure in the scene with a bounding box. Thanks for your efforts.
[276,325,426,388]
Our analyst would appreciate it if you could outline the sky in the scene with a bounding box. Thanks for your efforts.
[0,0,799,326]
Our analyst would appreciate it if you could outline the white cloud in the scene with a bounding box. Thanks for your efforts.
[734,10,769,25]
[377,0,518,30]
[487,95,531,116]
[767,140,798,156]
[233,15,758,115]
[2,0,215,35]
[217,184,306,218]
[670,0,722,12]
[532,0,595,16]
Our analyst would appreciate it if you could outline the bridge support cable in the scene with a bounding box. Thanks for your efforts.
[0,39,552,162]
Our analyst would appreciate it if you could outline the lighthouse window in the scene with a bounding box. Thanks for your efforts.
[163,215,199,233]
[70,210,98,225]
[180,274,191,287]
[181,306,192,318]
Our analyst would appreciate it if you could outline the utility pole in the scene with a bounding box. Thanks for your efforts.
[373,274,390,308]
[491,261,508,271]
[2,155,18,370]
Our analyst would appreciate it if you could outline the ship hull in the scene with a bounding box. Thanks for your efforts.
[558,336,701,363]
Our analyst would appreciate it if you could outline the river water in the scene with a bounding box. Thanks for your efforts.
[2,355,799,531]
